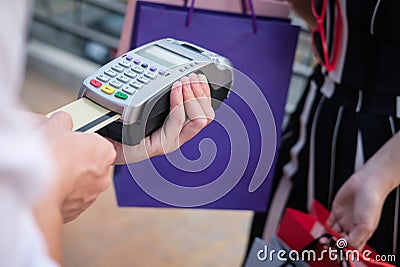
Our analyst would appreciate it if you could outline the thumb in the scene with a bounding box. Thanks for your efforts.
[347,225,371,250]
[326,212,336,228]
[46,111,73,133]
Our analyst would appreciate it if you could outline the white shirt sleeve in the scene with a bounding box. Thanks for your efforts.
[0,1,59,266]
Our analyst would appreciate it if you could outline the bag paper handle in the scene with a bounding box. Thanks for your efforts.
[185,0,258,34]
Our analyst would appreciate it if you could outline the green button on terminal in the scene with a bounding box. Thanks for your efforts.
[115,91,128,100]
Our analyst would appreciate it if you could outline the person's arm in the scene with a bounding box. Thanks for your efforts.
[33,111,117,264]
[327,131,400,250]
[33,74,212,264]
[33,184,64,264]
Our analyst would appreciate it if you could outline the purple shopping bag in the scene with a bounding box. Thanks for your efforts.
[113,1,299,211]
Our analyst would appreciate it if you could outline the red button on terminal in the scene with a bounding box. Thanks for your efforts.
[90,79,102,88]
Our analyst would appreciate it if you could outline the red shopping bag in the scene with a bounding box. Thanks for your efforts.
[277,201,396,267]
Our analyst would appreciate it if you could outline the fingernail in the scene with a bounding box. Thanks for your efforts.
[181,76,190,84]
[199,74,207,81]
[172,81,181,89]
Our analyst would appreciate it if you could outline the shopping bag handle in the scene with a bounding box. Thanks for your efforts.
[185,0,258,34]
[184,0,248,13]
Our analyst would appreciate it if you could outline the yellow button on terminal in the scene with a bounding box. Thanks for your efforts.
[101,85,115,94]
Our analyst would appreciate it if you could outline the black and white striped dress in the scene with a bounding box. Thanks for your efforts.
[248,0,400,258]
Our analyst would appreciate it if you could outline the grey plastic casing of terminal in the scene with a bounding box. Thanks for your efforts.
[78,38,233,145]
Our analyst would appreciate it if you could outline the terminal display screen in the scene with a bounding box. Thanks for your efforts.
[137,45,191,67]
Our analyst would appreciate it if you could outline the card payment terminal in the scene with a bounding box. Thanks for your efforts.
[48,38,233,145]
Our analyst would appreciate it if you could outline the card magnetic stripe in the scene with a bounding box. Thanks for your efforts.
[75,111,118,132]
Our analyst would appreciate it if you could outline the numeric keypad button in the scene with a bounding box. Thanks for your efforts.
[117,75,130,84]
[105,69,117,78]
[124,70,137,79]
[110,80,122,89]
[130,81,143,89]
[111,65,124,73]
[137,76,150,84]
[97,74,110,82]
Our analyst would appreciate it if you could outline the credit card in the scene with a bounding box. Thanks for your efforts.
[47,98,121,133]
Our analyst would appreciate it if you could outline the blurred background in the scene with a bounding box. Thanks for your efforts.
[22,0,315,266]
